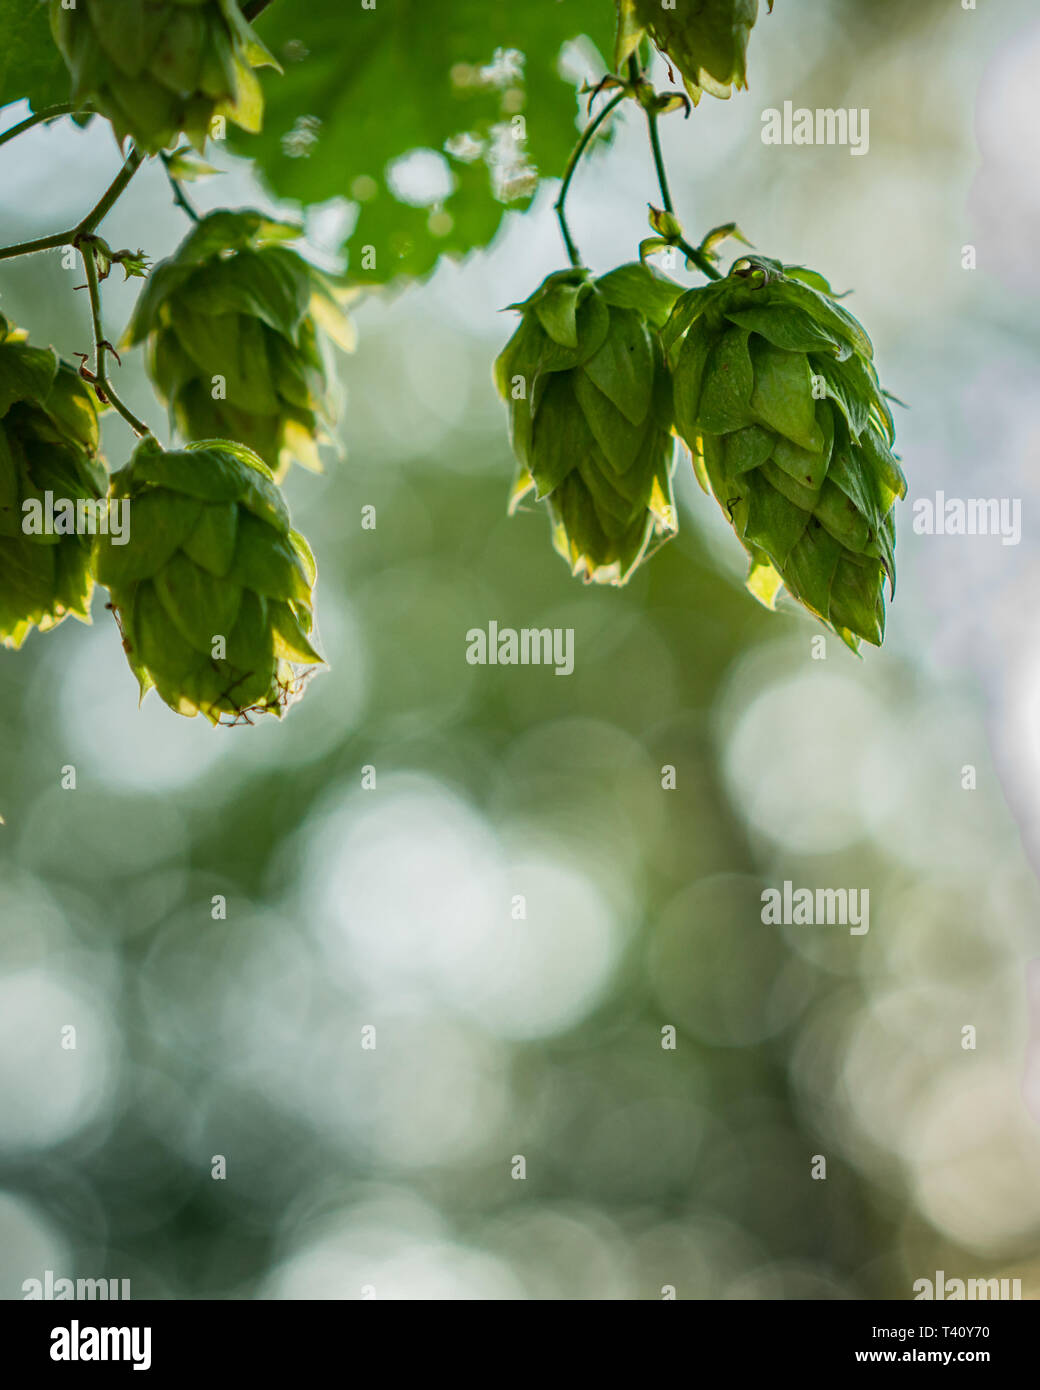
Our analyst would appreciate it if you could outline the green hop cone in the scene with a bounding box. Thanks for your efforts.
[95,437,324,723]
[49,0,280,154]
[617,0,771,102]
[495,263,682,585]
[666,255,906,651]
[0,315,107,649]
[123,211,355,479]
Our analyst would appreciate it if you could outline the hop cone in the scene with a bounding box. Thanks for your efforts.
[0,315,107,649]
[495,263,682,585]
[49,0,279,154]
[124,211,355,479]
[617,0,770,102]
[666,255,906,650]
[95,437,323,723]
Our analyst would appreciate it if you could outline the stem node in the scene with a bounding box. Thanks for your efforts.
[79,239,152,439]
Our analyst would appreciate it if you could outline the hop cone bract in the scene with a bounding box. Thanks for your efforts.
[618,0,770,102]
[95,437,323,723]
[124,211,355,479]
[666,255,906,650]
[495,263,682,585]
[0,315,106,649]
[49,0,279,154]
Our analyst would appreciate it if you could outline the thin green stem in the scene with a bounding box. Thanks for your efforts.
[80,241,105,358]
[0,145,145,262]
[0,231,68,261]
[629,61,723,282]
[79,239,152,438]
[74,147,145,237]
[0,102,85,150]
[554,88,627,267]
[242,0,275,19]
[627,55,676,216]
[678,236,722,280]
[645,106,673,215]
[160,152,200,223]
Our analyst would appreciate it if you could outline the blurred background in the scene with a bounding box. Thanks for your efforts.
[2,0,1040,1299]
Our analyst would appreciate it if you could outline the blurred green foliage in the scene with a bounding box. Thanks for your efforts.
[236,0,616,284]
[0,0,67,111]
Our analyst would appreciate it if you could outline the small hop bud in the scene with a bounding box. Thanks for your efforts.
[95,437,324,724]
[123,210,356,479]
[162,146,222,183]
[647,206,684,242]
[0,315,106,649]
[112,249,151,282]
[49,0,281,154]
[495,263,683,585]
[665,255,906,650]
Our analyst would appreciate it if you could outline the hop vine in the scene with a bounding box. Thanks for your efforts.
[0,0,904,730]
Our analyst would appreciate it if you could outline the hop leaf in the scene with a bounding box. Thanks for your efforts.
[163,144,222,182]
[94,437,324,724]
[0,315,106,649]
[666,255,906,651]
[495,263,683,586]
[618,0,771,104]
[123,211,356,479]
[48,0,281,154]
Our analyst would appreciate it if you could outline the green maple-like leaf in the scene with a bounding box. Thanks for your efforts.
[234,0,615,287]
